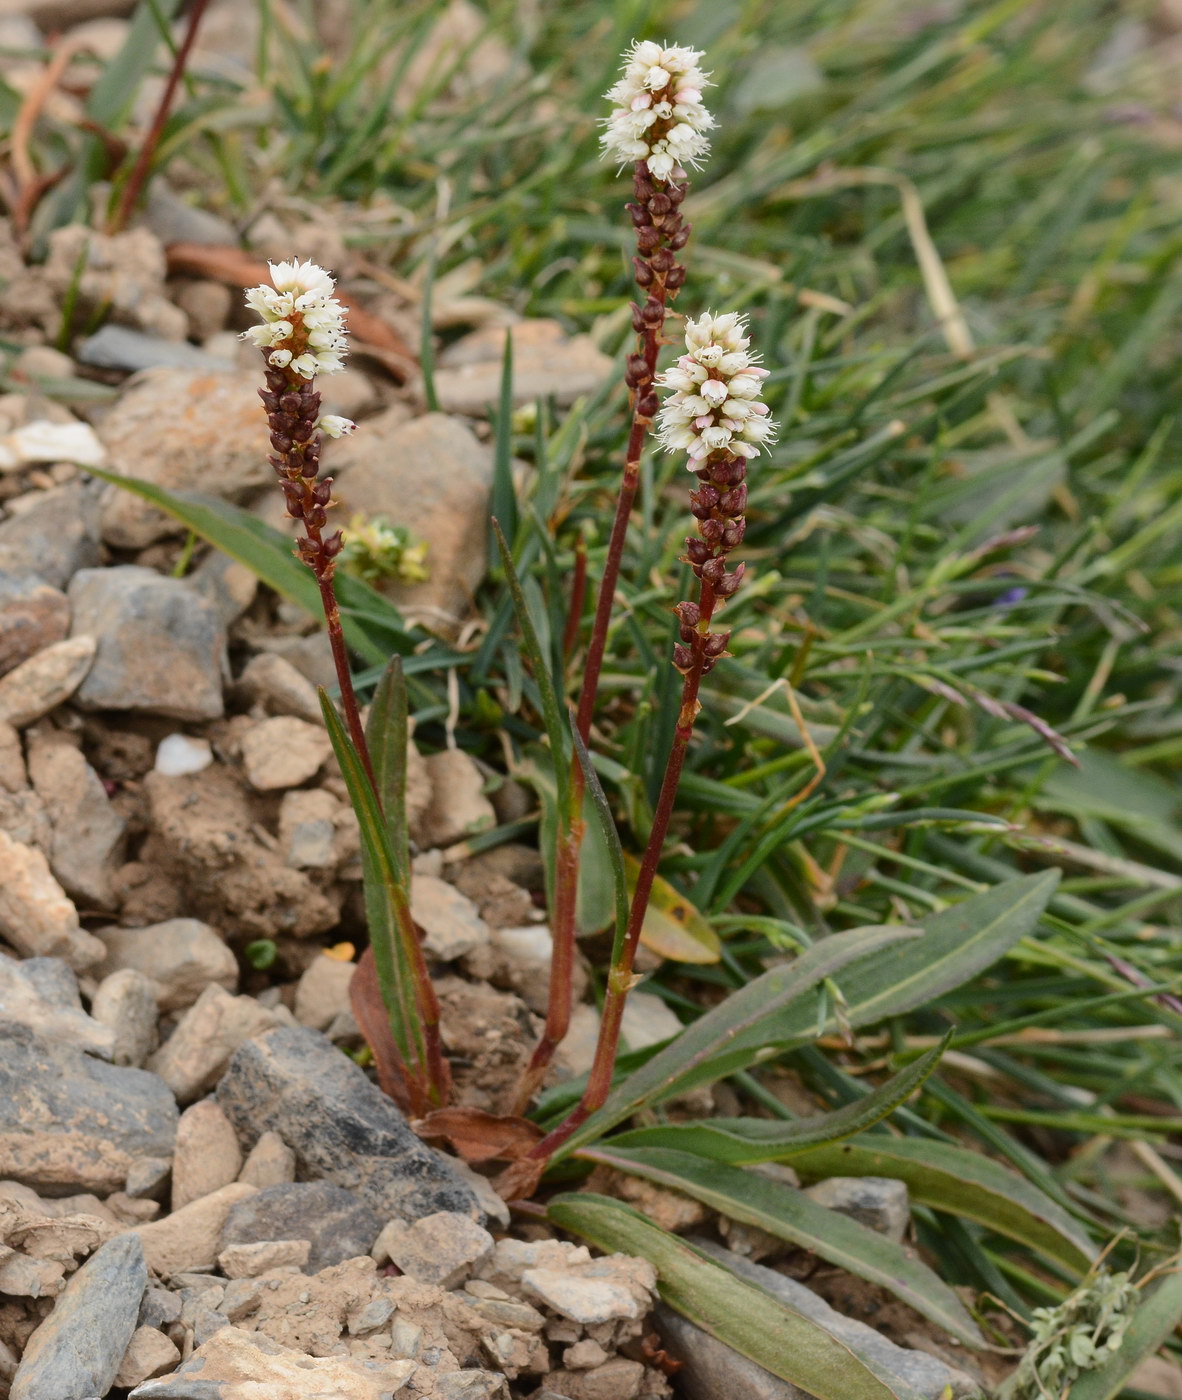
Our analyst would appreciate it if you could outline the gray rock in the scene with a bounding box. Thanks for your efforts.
[0,1023,178,1195]
[28,733,125,908]
[79,326,233,375]
[189,551,257,628]
[430,319,613,414]
[68,566,226,720]
[0,952,115,1057]
[90,967,159,1066]
[144,185,239,248]
[0,483,102,589]
[372,1210,493,1288]
[10,1233,147,1400]
[330,411,493,621]
[94,917,239,1011]
[97,369,269,549]
[219,1180,381,1273]
[803,1176,910,1244]
[215,1025,483,1223]
[0,572,69,678]
[661,1241,981,1400]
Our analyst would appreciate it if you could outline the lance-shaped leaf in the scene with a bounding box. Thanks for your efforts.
[606,1037,948,1159]
[366,656,411,886]
[555,923,919,1158]
[319,691,425,1079]
[569,714,628,962]
[787,1136,1096,1273]
[548,1194,924,1400]
[589,1145,986,1348]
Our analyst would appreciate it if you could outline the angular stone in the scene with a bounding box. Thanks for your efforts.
[330,412,493,620]
[0,1024,177,1194]
[238,714,332,791]
[0,718,24,791]
[10,1233,146,1400]
[0,952,114,1057]
[125,1156,171,1201]
[172,1100,243,1211]
[293,952,356,1031]
[431,319,612,413]
[133,1182,256,1278]
[219,1180,381,1274]
[113,1326,181,1388]
[154,732,214,777]
[97,370,270,548]
[0,482,102,590]
[216,1025,482,1222]
[147,984,284,1103]
[95,917,238,1012]
[411,873,490,961]
[420,747,496,847]
[802,1175,910,1244]
[90,967,160,1066]
[521,1255,656,1325]
[216,1238,310,1279]
[80,325,233,375]
[0,572,69,678]
[234,652,320,722]
[4,419,105,469]
[236,1131,295,1190]
[279,789,341,870]
[0,832,104,969]
[28,733,125,908]
[0,1251,66,1299]
[0,636,95,728]
[664,1241,981,1400]
[543,1359,645,1400]
[372,1210,493,1289]
[127,1324,422,1400]
[68,567,226,720]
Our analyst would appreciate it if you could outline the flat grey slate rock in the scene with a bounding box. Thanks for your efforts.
[216,1025,482,1224]
[10,1233,147,1400]
[219,1180,382,1273]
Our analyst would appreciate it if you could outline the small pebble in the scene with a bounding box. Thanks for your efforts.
[155,733,213,777]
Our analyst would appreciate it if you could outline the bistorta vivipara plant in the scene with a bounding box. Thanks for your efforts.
[513,39,713,1112]
[245,258,450,1116]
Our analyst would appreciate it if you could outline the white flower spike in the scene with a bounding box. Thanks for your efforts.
[602,40,713,179]
[244,259,349,378]
[656,312,776,466]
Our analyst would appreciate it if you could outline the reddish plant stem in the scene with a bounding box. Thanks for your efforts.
[527,578,717,1161]
[562,535,588,662]
[515,166,692,1111]
[109,0,211,234]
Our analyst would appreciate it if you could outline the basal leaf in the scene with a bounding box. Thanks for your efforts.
[548,1194,921,1400]
[592,1145,986,1348]
[555,923,919,1158]
[606,1038,948,1159]
[787,1136,1096,1274]
[366,656,410,886]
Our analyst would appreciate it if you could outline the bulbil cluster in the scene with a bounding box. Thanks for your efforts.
[660,314,777,676]
[623,168,691,421]
[245,262,356,581]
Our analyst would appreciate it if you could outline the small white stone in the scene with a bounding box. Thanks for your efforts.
[155,733,214,777]
[6,420,106,468]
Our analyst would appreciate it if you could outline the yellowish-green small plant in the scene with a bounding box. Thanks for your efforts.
[339,513,429,586]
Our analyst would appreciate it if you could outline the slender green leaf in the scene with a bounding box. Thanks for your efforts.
[366,656,410,887]
[592,1146,986,1348]
[318,691,423,1073]
[556,924,920,1158]
[548,1195,920,1400]
[1068,1269,1182,1400]
[491,331,518,545]
[569,715,629,962]
[524,746,616,936]
[493,519,569,812]
[606,1038,948,1159]
[787,1136,1096,1273]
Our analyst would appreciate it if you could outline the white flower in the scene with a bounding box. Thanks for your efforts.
[317,414,356,438]
[243,259,349,378]
[601,40,714,175]
[656,312,777,466]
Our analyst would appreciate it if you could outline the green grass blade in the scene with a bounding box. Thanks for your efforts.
[493,518,569,813]
[490,331,518,545]
[569,713,628,965]
[606,1038,949,1159]
[547,1195,922,1400]
[787,1137,1096,1275]
[592,1146,986,1348]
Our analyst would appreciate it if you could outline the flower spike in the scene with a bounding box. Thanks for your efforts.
[601,40,714,179]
